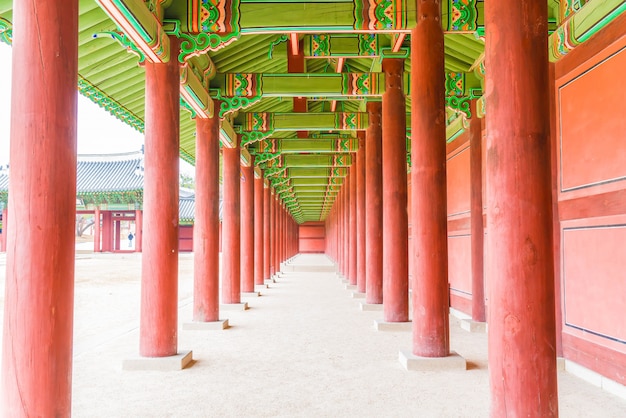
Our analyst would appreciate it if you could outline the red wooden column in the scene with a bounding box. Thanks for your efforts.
[140,35,181,357]
[349,163,357,285]
[100,211,110,252]
[240,159,255,293]
[410,1,449,356]
[269,189,275,276]
[263,182,271,280]
[356,132,366,293]
[222,136,241,304]
[135,208,143,252]
[486,0,557,415]
[366,102,383,304]
[382,58,409,323]
[469,101,485,322]
[344,175,349,277]
[273,197,280,272]
[192,114,220,322]
[254,171,264,286]
[114,220,121,251]
[0,207,6,252]
[93,207,101,252]
[1,1,78,414]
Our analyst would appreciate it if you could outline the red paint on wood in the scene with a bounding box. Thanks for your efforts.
[240,163,255,292]
[562,226,626,346]
[222,139,241,304]
[448,235,472,314]
[135,209,143,252]
[485,1,558,414]
[446,146,471,216]
[356,132,366,293]
[193,115,220,321]
[1,1,78,413]
[366,102,383,304]
[559,48,626,192]
[140,36,181,357]
[93,208,101,252]
[299,222,326,253]
[562,332,626,386]
[179,226,193,252]
[382,58,408,322]
[263,185,270,279]
[410,4,450,357]
[349,165,357,285]
[469,101,486,322]
[254,175,264,285]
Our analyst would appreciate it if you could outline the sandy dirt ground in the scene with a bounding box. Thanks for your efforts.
[0,252,625,417]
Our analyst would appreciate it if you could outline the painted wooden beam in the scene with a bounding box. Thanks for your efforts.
[241,112,368,132]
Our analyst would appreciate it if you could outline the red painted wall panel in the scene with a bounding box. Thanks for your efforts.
[448,234,472,315]
[555,23,626,383]
[562,225,626,350]
[446,145,471,216]
[179,225,193,252]
[299,222,325,253]
[559,47,626,192]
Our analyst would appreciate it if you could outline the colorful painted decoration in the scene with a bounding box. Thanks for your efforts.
[358,34,378,56]
[0,17,12,45]
[448,0,478,31]
[240,130,274,146]
[342,73,377,96]
[354,0,407,30]
[445,72,465,97]
[245,113,273,131]
[310,34,331,57]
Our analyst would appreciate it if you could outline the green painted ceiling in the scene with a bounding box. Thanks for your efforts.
[0,0,618,222]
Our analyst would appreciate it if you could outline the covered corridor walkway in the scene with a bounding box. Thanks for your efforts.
[1,252,624,417]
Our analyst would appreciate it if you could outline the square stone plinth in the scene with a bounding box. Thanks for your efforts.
[360,302,383,311]
[242,291,261,298]
[351,292,365,299]
[220,302,249,311]
[123,350,193,371]
[183,319,229,330]
[460,319,487,333]
[265,278,276,284]
[256,284,269,290]
[374,320,412,332]
[345,284,357,290]
[399,350,466,371]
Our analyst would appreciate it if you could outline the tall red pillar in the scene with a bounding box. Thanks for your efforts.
[114,220,121,251]
[273,196,280,273]
[356,132,366,293]
[343,174,350,279]
[469,101,485,322]
[410,2,449,356]
[366,102,383,304]
[140,35,181,357]
[240,160,255,293]
[486,0,558,415]
[254,172,265,285]
[349,164,357,285]
[135,208,143,252]
[222,137,241,304]
[382,58,409,323]
[93,207,101,252]
[263,183,271,279]
[269,189,275,276]
[1,0,78,414]
[192,114,220,322]
[101,211,112,252]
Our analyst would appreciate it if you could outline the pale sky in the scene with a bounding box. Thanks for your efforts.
[0,43,194,176]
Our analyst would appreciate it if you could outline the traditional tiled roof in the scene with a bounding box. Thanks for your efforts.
[77,152,144,193]
[0,152,225,222]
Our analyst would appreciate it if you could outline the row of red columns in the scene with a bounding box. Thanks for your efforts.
[2,0,557,416]
[325,0,557,415]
